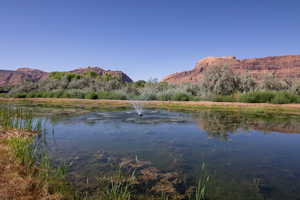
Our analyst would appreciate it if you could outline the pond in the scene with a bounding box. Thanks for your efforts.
[32,107,300,200]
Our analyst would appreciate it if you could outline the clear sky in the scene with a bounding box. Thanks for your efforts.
[0,0,299,81]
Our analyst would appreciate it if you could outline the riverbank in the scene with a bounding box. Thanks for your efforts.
[0,128,63,200]
[1,97,300,115]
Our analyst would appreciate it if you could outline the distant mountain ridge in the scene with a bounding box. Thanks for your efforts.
[162,55,300,84]
[0,66,133,86]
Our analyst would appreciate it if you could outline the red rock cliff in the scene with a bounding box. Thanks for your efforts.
[162,55,300,84]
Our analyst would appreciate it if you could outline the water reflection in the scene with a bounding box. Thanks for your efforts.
[27,107,300,200]
[193,111,300,141]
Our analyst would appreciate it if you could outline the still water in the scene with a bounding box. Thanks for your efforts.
[35,108,300,200]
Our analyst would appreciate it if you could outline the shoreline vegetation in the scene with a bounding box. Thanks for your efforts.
[2,97,300,115]
[2,66,300,106]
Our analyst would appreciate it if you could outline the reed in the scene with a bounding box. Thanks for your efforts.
[0,106,69,196]
[190,163,211,200]
[0,106,42,133]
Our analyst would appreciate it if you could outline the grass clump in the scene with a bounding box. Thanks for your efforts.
[0,106,42,132]
[189,163,211,200]
[96,170,135,200]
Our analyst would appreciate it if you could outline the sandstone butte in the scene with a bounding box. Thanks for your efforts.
[162,55,300,84]
[0,66,133,87]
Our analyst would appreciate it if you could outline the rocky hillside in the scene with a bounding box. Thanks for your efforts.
[0,68,48,87]
[70,67,133,82]
[162,55,300,84]
[0,66,132,86]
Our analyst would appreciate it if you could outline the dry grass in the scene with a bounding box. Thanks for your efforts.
[0,129,62,200]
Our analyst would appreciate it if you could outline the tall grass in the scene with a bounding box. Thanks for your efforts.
[189,163,211,200]
[0,106,69,196]
[7,134,69,195]
[0,106,42,132]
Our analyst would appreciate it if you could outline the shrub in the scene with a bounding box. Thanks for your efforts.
[67,90,85,99]
[85,92,98,99]
[134,80,146,88]
[97,91,127,100]
[271,92,300,104]
[172,93,190,101]
[158,93,173,101]
[202,65,240,96]
[213,95,236,102]
[15,93,27,98]
[139,87,158,100]
[239,91,276,103]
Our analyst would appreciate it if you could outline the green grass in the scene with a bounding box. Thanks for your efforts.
[6,135,70,195]
[212,91,300,104]
[96,170,136,200]
[0,106,43,132]
[189,163,211,200]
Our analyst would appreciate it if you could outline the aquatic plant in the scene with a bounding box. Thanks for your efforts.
[159,192,169,200]
[189,163,211,200]
[0,106,42,133]
[96,170,136,200]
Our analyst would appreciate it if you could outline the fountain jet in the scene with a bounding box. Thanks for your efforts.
[130,101,143,116]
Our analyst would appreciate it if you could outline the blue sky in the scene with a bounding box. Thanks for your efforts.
[0,0,299,81]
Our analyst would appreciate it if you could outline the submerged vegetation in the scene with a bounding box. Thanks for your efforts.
[3,66,300,104]
[0,105,215,200]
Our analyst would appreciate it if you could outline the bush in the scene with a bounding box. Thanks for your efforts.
[97,91,127,100]
[85,92,98,99]
[213,95,236,102]
[271,92,300,104]
[202,65,240,96]
[239,91,276,103]
[67,90,85,99]
[15,93,27,98]
[139,88,157,100]
[238,91,300,104]
[172,93,190,101]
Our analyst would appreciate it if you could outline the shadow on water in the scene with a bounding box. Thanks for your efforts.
[5,104,300,200]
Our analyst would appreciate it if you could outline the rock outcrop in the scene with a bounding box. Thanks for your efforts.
[162,55,300,84]
[0,68,48,87]
[0,66,133,87]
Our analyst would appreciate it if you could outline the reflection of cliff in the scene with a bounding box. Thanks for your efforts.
[193,111,300,140]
